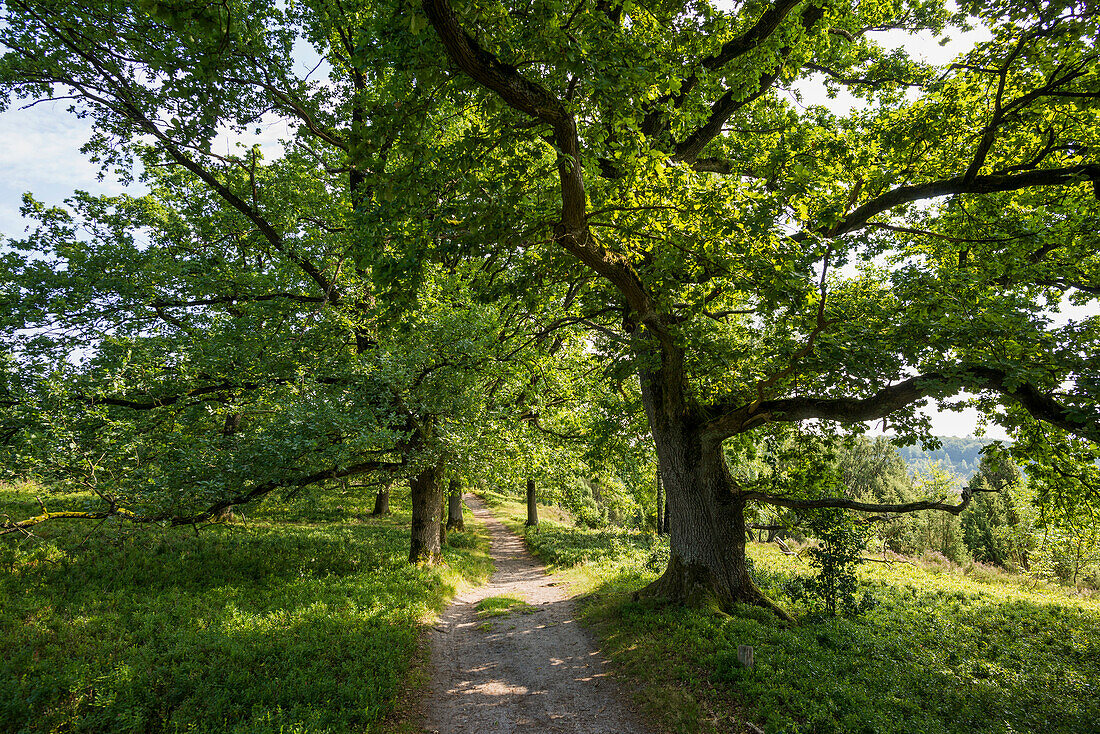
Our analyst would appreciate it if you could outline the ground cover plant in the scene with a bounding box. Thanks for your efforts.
[484,495,1100,734]
[0,482,491,734]
[475,595,538,619]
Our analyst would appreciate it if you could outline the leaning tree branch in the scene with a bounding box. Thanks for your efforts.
[422,0,663,334]
[794,164,1100,241]
[671,4,826,163]
[700,366,1100,442]
[739,485,999,516]
[804,62,925,89]
[150,293,329,308]
[640,0,804,138]
[672,67,786,163]
[0,458,406,536]
[864,221,1030,244]
[519,411,589,442]
[81,374,356,410]
[690,157,762,176]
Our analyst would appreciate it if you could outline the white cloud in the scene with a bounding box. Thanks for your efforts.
[0,101,138,240]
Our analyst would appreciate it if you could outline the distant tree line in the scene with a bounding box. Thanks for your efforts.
[893,436,996,481]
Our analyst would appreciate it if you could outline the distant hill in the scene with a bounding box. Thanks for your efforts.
[892,436,999,482]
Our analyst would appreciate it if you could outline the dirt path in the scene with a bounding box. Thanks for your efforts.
[423,494,653,734]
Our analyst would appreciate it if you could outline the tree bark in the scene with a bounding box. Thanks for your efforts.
[223,412,242,436]
[409,465,444,564]
[525,477,539,527]
[447,477,464,531]
[637,362,789,618]
[656,468,665,535]
[372,486,391,516]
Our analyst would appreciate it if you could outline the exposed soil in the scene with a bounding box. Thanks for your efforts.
[423,494,653,734]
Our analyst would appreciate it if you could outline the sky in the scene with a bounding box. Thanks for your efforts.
[1,13,1096,441]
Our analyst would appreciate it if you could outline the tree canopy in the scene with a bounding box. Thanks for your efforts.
[1,0,1098,611]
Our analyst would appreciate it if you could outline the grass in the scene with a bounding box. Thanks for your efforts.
[0,482,492,734]
[475,595,537,618]
[480,493,1100,734]
[473,595,538,632]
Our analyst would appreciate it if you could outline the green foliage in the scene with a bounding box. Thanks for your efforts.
[786,509,875,617]
[561,477,609,529]
[0,482,491,734]
[961,450,1030,569]
[895,437,996,479]
[837,436,916,506]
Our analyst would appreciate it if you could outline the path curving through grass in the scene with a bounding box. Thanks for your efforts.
[423,494,652,734]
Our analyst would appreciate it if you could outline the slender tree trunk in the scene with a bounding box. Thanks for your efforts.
[637,364,788,618]
[409,465,444,564]
[209,412,243,522]
[525,477,539,527]
[447,477,464,531]
[440,499,447,548]
[223,412,242,436]
[656,469,665,535]
[372,485,391,516]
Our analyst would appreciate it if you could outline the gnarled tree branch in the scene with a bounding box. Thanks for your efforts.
[700,366,1099,442]
[740,484,999,516]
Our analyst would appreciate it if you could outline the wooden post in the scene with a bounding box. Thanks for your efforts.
[738,645,754,669]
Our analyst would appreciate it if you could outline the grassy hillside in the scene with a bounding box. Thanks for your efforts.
[0,482,491,734]
[482,492,1100,734]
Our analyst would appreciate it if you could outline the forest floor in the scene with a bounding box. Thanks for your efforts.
[422,494,653,734]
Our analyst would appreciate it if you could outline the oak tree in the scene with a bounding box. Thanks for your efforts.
[416,0,1100,612]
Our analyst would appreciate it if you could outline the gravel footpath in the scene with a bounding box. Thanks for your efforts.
[422,494,653,734]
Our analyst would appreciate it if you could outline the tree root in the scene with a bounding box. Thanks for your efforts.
[638,555,792,622]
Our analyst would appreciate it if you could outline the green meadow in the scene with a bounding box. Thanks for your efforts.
[481,491,1100,734]
[0,483,491,734]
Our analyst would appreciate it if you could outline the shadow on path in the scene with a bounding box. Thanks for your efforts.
[423,494,652,734]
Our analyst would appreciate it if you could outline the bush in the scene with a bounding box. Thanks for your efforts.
[786,509,876,616]
[644,537,670,574]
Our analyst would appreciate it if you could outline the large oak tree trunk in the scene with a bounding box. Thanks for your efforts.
[655,469,665,536]
[525,477,539,527]
[409,465,444,564]
[446,477,464,531]
[638,363,787,618]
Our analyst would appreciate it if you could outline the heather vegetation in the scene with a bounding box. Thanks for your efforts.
[0,482,490,734]
[483,487,1100,734]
